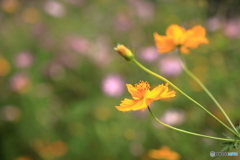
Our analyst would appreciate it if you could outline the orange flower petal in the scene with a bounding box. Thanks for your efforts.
[146,84,166,99]
[147,83,176,100]
[126,84,142,99]
[191,25,207,37]
[154,33,175,53]
[115,98,147,112]
[182,25,209,49]
[166,24,186,44]
[160,90,176,99]
[180,46,190,54]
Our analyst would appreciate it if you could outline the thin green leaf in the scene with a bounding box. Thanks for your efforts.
[233,141,239,149]
[222,133,234,140]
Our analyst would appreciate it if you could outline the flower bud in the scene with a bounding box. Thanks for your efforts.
[114,44,134,61]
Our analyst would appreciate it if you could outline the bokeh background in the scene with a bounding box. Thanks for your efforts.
[0,0,240,160]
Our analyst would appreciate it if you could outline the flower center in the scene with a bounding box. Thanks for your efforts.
[135,81,150,92]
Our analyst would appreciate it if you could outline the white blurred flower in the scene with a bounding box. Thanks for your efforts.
[158,56,182,77]
[102,74,124,97]
[44,1,65,18]
[153,109,185,129]
[160,109,185,126]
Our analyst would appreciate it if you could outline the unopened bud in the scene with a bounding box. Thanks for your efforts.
[114,44,134,61]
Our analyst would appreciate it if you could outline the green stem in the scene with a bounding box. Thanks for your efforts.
[132,58,240,138]
[148,107,236,142]
[179,56,239,134]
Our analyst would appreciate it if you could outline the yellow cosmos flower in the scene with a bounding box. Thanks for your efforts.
[115,81,176,112]
[154,24,209,54]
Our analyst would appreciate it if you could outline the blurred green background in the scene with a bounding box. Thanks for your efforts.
[0,0,240,160]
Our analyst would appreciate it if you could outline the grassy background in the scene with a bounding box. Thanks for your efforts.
[0,0,240,160]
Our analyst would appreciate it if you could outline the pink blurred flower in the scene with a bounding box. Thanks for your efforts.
[132,110,148,119]
[10,73,31,93]
[130,142,144,156]
[158,56,182,77]
[57,53,79,69]
[128,0,154,22]
[224,19,240,39]
[102,74,124,97]
[14,52,34,68]
[140,46,158,62]
[1,105,21,122]
[114,13,133,32]
[44,1,65,18]
[206,16,221,32]
[89,37,112,67]
[65,0,85,6]
[67,36,90,55]
[47,63,66,81]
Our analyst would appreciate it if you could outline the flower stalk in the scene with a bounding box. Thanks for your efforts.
[179,55,239,134]
[132,58,240,138]
[147,106,239,142]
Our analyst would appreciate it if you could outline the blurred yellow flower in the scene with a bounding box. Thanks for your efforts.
[148,146,180,160]
[0,57,10,76]
[154,24,209,54]
[21,7,41,23]
[34,140,68,159]
[14,156,31,160]
[115,81,176,112]
[1,0,20,14]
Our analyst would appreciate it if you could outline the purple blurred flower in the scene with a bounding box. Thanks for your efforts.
[14,52,33,68]
[10,73,31,93]
[158,56,182,77]
[140,46,158,62]
[44,1,65,18]
[102,74,125,97]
